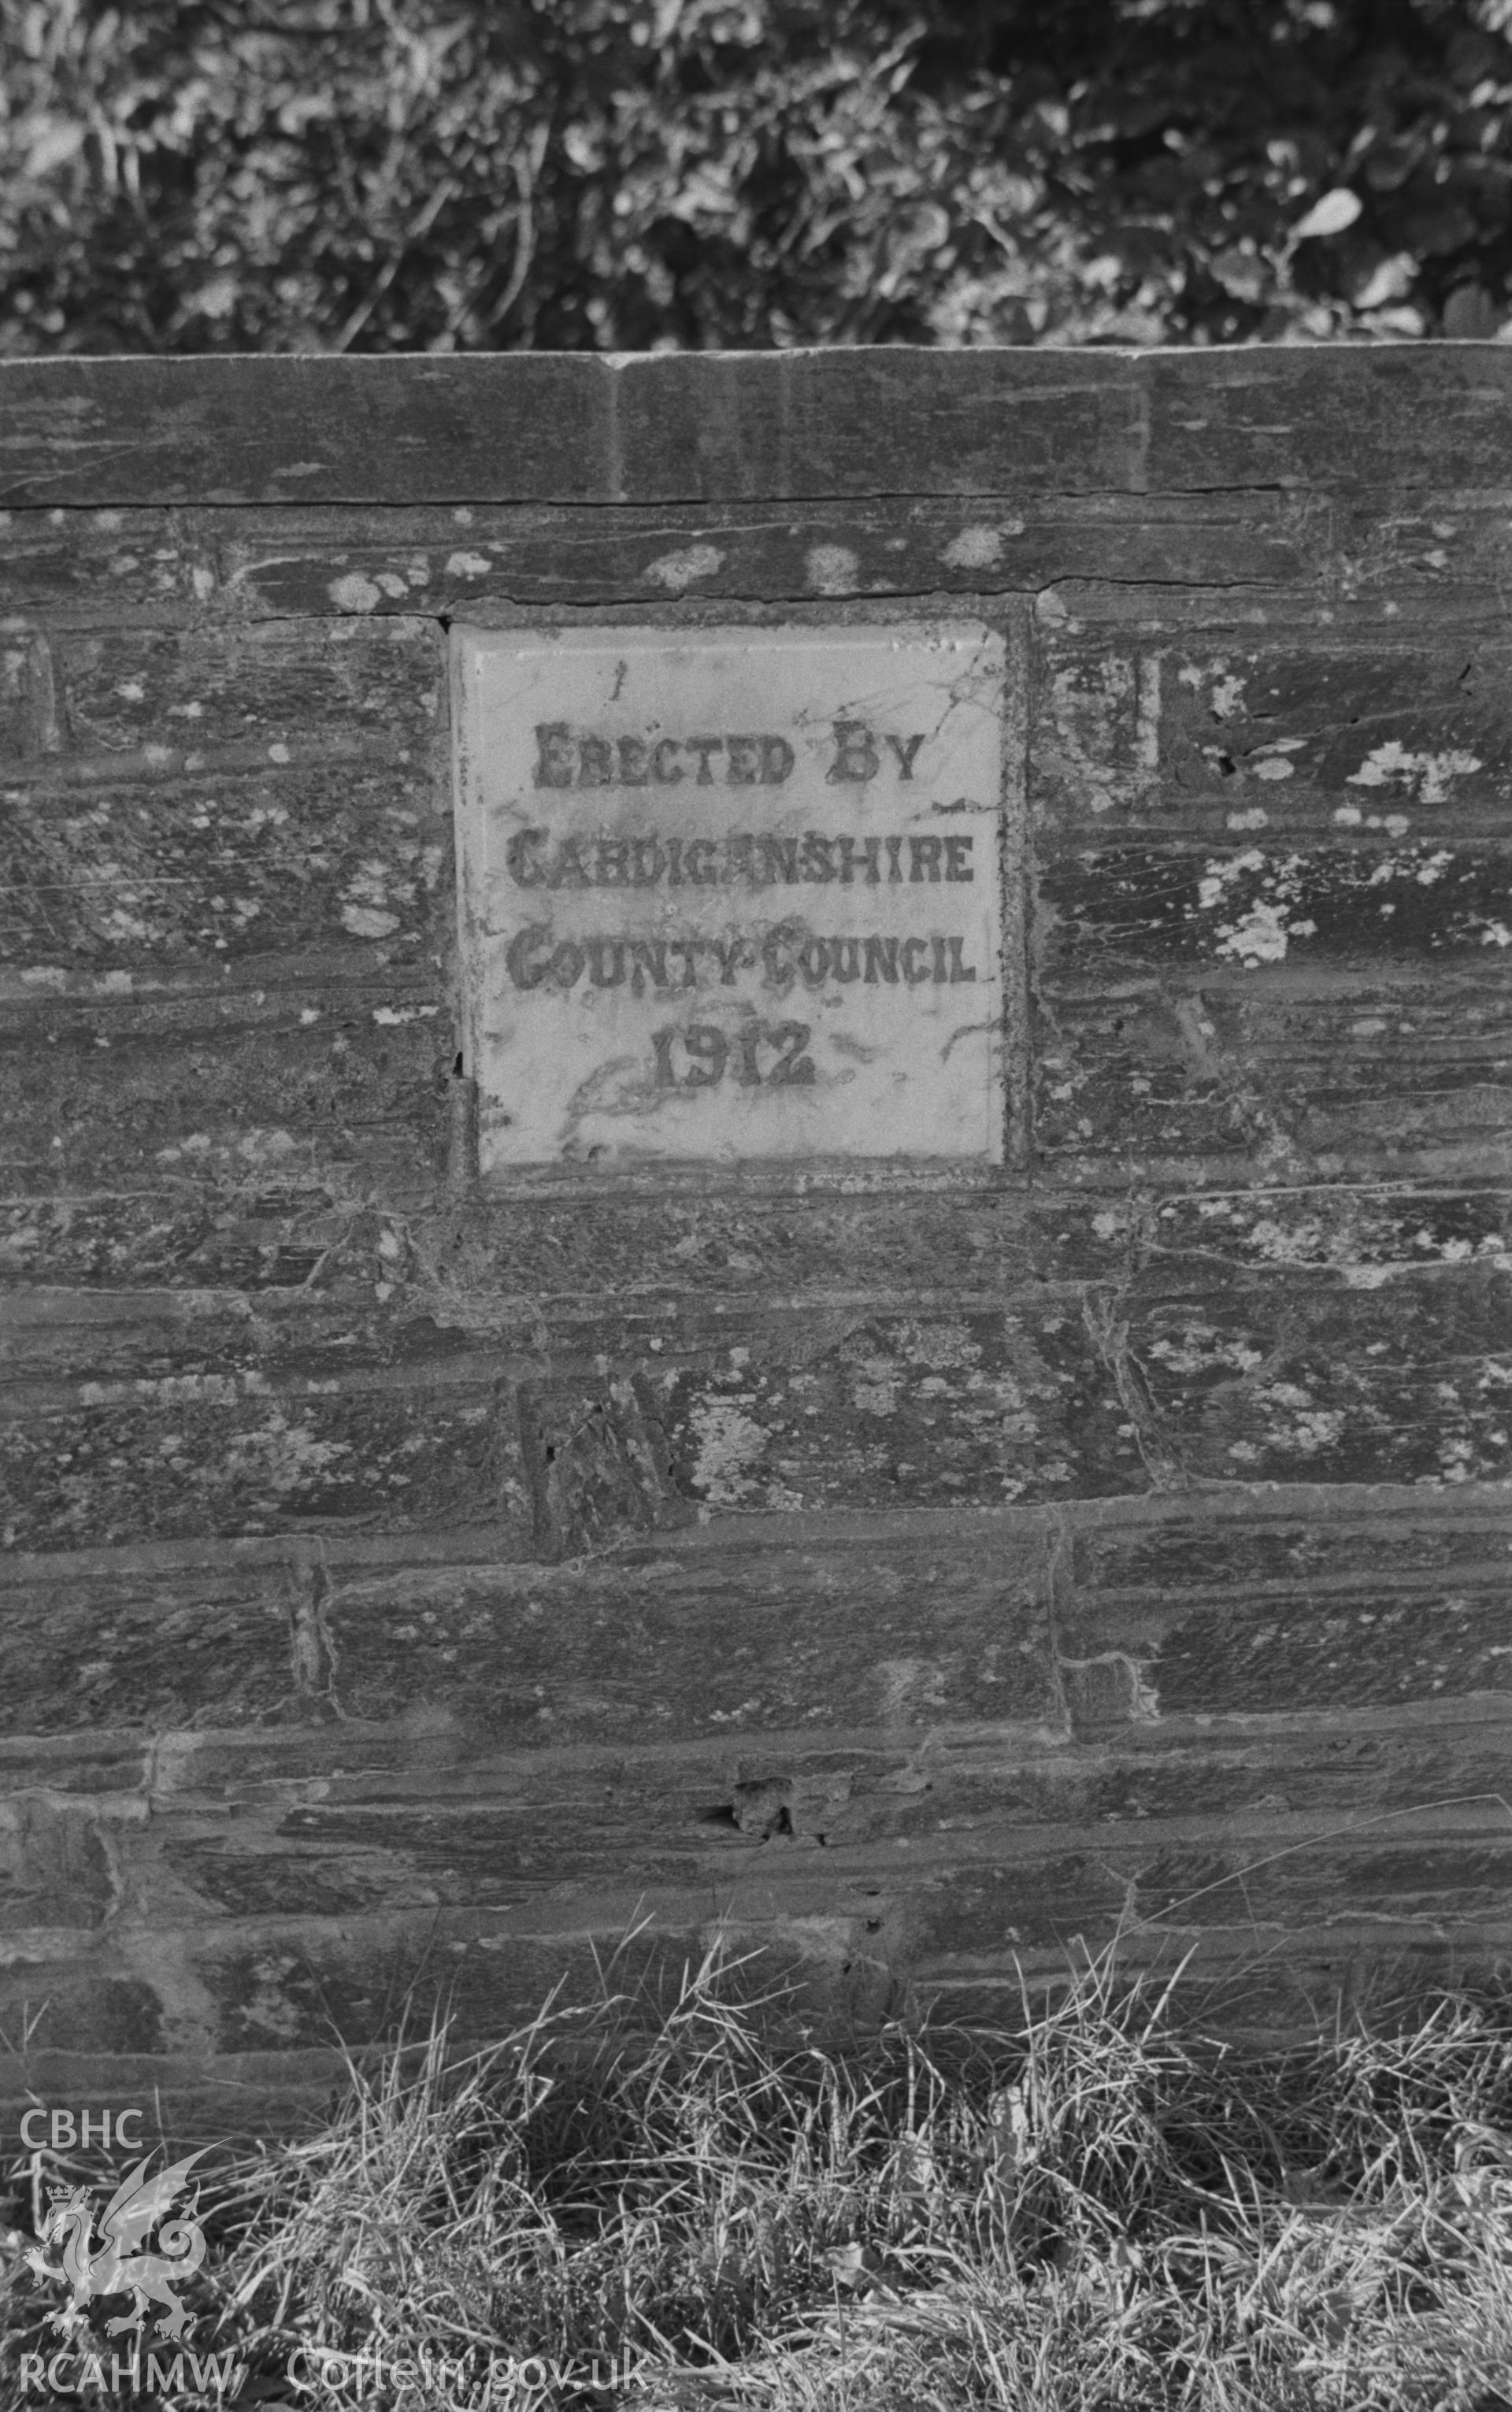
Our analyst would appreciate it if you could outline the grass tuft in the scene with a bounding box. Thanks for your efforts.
[6,1938,1512,2407]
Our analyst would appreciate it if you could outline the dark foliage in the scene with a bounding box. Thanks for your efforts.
[3,0,1512,352]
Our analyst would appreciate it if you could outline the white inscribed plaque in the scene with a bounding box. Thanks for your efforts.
[454,622,1006,1169]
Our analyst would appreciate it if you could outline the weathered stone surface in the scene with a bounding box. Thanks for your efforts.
[0,496,1325,633]
[612,348,1512,506]
[4,350,1511,509]
[6,350,1512,2119]
[1,986,450,1191]
[1040,841,1512,973]
[0,1569,299,1734]
[2,1380,524,1551]
[12,1175,1501,1302]
[1123,1265,1512,1488]
[1033,823,1512,1182]
[909,1826,1512,1971]
[9,1243,1512,1569]
[2,617,443,771]
[1075,1499,1512,1595]
[1,619,447,972]
[193,1915,709,2055]
[0,1515,1054,1743]
[649,1305,1142,1510]
[1064,1502,1512,1719]
[154,1703,1510,1892]
[221,495,1318,616]
[124,1684,1512,1833]
[56,1797,1510,2055]
[517,1373,693,1555]
[1147,1588,1512,1717]
[1034,628,1512,838]
[311,1525,1058,1744]
[159,1793,721,1921]
[1123,1186,1512,1276]
[0,1729,150,1799]
[1330,491,1512,617]
[0,1796,116,1930]
[428,1185,1047,1302]
[0,1177,398,1291]
[2,764,445,972]
[5,1522,1510,2088]
[0,1280,518,1390]
[0,1961,165,2058]
[1034,972,1512,1180]
[0,1279,539,1559]
[1140,347,1512,495]
[0,355,615,509]
[0,508,213,624]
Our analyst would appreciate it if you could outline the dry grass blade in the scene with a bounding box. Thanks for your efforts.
[6,1937,1512,2410]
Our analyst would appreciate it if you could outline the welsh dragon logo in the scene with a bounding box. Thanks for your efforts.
[24,2151,208,2342]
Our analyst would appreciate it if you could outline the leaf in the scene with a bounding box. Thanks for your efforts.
[22,120,87,180]
[1209,245,1268,302]
[823,2240,879,2289]
[1443,282,1500,338]
[2,1,1507,354]
[1290,187,1362,241]
[1351,250,1415,309]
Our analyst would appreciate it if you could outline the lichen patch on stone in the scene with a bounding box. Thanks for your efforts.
[643,543,724,590]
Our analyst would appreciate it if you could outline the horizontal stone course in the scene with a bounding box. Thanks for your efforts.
[1035,627,1512,839]
[2,991,450,1190]
[3,349,1512,506]
[9,1249,1512,1556]
[9,1807,1511,2058]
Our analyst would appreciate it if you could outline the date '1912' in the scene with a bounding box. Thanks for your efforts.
[652,1021,815,1088]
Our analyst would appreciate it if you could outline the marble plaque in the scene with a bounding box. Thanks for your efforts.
[454,623,1006,1170]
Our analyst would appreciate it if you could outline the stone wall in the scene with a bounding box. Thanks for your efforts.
[4,348,1512,2134]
